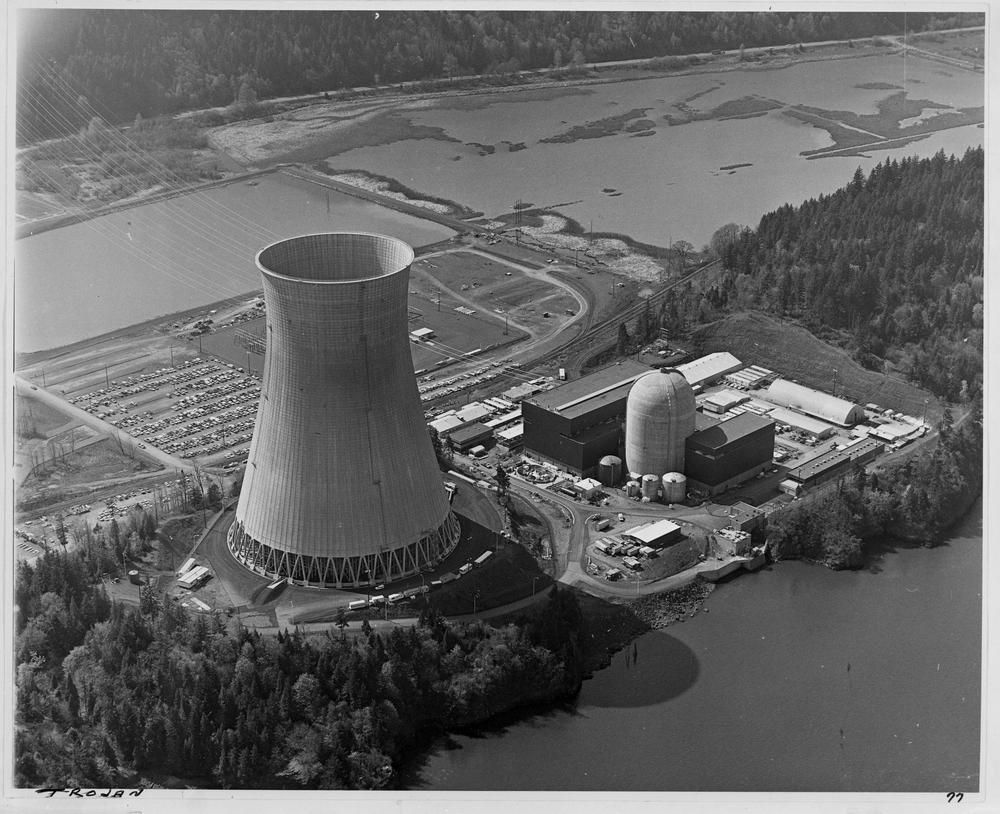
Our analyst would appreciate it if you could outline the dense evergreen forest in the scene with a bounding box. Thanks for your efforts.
[17,9,980,141]
[642,147,983,403]
[15,542,585,789]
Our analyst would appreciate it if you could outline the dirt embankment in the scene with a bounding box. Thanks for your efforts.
[574,579,714,676]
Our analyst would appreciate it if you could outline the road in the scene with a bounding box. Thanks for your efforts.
[15,375,196,474]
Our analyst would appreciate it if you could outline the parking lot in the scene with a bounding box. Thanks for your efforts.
[66,355,259,468]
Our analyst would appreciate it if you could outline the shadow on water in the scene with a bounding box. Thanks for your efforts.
[400,631,700,787]
[582,629,700,709]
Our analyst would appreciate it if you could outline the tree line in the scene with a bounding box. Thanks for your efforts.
[18,9,981,142]
[15,542,586,789]
[611,148,983,403]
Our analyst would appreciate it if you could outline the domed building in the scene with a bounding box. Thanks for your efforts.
[625,368,696,477]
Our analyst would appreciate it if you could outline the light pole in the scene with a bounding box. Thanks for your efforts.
[532,576,539,596]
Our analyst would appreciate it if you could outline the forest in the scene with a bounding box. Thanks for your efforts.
[624,147,983,404]
[17,9,981,142]
[14,541,586,789]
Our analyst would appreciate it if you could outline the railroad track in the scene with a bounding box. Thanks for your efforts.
[522,258,724,374]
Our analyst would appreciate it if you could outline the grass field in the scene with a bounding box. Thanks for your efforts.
[691,311,944,421]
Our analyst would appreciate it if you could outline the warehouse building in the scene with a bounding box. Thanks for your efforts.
[676,352,743,388]
[522,360,649,477]
[684,412,775,496]
[449,422,494,453]
[703,389,750,414]
[766,379,865,427]
[496,422,524,450]
[767,405,836,439]
[779,437,884,495]
[622,519,682,548]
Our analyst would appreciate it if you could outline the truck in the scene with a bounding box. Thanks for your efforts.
[386,592,405,605]
[459,563,473,575]
[595,518,611,531]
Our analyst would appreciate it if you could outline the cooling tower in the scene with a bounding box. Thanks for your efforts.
[625,368,696,478]
[228,233,460,588]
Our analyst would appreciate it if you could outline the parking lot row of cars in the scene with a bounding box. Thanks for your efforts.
[418,362,510,402]
[67,357,263,464]
[69,358,218,408]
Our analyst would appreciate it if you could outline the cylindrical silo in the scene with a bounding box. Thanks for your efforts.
[641,473,660,500]
[625,480,641,498]
[228,233,460,588]
[662,472,687,504]
[625,369,696,478]
[598,455,623,487]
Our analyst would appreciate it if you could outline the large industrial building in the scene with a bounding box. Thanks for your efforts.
[228,233,460,588]
[684,412,776,495]
[522,360,649,477]
[780,437,884,495]
[676,352,743,388]
[766,379,865,427]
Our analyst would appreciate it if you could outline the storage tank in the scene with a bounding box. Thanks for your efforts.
[128,569,141,585]
[641,473,660,500]
[228,233,460,588]
[625,480,641,498]
[662,472,687,504]
[625,369,696,478]
[598,455,623,487]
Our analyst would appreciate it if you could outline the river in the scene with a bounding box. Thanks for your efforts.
[327,51,983,248]
[407,499,982,792]
[14,171,455,354]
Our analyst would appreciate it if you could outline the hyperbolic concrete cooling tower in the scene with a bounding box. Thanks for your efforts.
[625,368,696,478]
[228,233,460,588]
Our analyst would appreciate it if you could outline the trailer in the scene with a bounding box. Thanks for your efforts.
[368,594,386,606]
[594,541,611,555]
[403,585,430,598]
[178,566,210,589]
[177,558,196,577]
[386,592,405,605]
[474,550,494,568]
[348,599,368,611]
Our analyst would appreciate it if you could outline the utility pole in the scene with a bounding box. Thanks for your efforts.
[41,370,46,388]
[105,365,110,389]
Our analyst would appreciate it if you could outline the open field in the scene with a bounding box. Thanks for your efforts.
[19,438,158,510]
[691,311,945,421]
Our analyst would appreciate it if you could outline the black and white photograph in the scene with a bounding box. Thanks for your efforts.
[5,3,991,811]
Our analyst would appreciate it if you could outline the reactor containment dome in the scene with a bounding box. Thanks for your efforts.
[228,233,460,588]
[625,368,696,478]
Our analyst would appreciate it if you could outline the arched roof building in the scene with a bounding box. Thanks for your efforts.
[766,379,865,427]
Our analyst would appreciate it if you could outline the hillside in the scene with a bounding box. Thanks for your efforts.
[690,311,944,421]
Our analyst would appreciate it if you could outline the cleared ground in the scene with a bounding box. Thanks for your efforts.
[691,311,944,422]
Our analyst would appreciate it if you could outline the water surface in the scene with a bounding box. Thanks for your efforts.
[409,501,982,792]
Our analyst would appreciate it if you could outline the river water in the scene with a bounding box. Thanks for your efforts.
[407,499,982,792]
[328,52,983,248]
[15,171,455,354]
